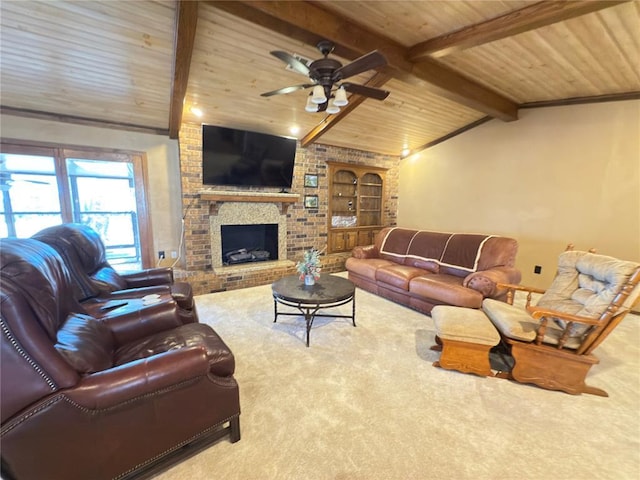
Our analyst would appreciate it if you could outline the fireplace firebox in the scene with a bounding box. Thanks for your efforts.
[221,224,278,265]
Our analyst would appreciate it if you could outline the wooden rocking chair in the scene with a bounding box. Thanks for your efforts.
[483,248,640,396]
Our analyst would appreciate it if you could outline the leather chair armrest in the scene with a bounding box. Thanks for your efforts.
[101,301,184,346]
[463,267,522,298]
[121,267,174,288]
[107,285,172,298]
[65,347,210,409]
[352,245,378,259]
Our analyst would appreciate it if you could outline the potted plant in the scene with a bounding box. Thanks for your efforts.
[296,247,322,285]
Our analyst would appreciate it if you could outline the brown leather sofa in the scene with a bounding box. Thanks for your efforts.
[1,238,240,480]
[32,223,197,324]
[346,227,521,313]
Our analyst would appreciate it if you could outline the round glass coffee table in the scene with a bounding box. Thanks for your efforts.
[272,273,356,347]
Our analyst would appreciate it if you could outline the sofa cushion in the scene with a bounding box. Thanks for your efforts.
[378,228,417,263]
[55,313,114,373]
[403,256,440,273]
[410,274,483,308]
[439,234,495,273]
[345,257,395,281]
[405,231,450,263]
[375,265,427,290]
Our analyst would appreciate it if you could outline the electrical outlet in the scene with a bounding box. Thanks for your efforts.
[158,250,165,260]
[170,250,178,259]
[534,265,542,274]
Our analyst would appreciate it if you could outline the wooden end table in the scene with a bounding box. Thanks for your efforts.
[272,273,356,347]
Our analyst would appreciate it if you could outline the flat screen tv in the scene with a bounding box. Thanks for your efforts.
[202,125,297,188]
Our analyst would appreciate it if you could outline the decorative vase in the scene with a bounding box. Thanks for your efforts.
[304,274,315,286]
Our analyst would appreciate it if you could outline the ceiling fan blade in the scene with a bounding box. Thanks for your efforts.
[270,51,317,78]
[342,82,390,101]
[261,84,315,97]
[332,50,387,81]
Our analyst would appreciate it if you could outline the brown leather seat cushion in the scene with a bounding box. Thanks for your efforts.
[345,257,395,281]
[410,274,483,308]
[375,265,428,291]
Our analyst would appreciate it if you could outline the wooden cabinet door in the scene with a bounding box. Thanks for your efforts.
[330,231,346,252]
[357,229,372,246]
[345,230,358,250]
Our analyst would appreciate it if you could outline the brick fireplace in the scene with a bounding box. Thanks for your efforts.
[174,123,400,295]
[209,196,292,268]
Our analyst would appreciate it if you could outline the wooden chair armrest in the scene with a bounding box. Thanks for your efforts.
[526,306,600,347]
[496,282,546,305]
[526,306,600,326]
[496,282,546,294]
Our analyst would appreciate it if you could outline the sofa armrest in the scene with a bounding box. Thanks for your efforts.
[463,267,522,299]
[352,244,378,259]
[121,267,174,288]
[65,347,209,409]
[101,301,183,346]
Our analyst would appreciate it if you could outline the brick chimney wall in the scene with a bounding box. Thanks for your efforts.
[175,122,399,294]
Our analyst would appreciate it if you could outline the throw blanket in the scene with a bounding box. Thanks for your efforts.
[380,228,494,272]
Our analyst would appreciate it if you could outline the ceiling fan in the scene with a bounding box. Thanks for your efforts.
[261,40,390,114]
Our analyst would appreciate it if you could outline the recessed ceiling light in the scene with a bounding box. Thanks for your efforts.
[289,126,300,135]
[190,106,203,118]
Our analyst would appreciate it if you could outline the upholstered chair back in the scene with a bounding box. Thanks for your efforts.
[33,223,127,300]
[0,238,82,422]
[536,250,640,334]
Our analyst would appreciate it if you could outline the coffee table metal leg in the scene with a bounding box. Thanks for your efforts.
[351,292,356,326]
[304,305,321,347]
[273,297,278,323]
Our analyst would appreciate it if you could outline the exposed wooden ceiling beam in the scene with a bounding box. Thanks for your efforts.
[300,72,393,147]
[212,1,518,122]
[169,1,199,139]
[409,0,630,60]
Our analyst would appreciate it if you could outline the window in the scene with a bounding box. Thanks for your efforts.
[1,141,152,271]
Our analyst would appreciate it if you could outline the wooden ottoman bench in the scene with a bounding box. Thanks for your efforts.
[431,305,501,377]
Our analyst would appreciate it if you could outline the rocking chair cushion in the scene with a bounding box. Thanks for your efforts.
[536,251,640,335]
[482,299,583,349]
[483,299,537,342]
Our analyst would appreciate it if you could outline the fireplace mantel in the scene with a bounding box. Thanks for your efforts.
[200,190,299,214]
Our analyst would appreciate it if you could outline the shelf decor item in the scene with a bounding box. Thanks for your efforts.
[296,247,322,285]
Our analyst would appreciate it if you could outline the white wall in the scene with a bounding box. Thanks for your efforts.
[398,100,640,287]
[0,115,184,263]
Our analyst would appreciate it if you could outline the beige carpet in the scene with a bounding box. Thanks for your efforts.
[154,274,640,480]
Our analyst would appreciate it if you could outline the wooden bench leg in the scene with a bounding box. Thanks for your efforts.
[433,338,494,377]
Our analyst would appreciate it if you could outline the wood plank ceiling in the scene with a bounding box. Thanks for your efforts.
[1,1,638,156]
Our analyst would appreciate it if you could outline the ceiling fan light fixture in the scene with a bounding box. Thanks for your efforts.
[326,99,340,115]
[311,85,326,104]
[333,86,348,107]
[305,95,318,112]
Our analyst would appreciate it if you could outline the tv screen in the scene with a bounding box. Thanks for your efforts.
[202,125,297,188]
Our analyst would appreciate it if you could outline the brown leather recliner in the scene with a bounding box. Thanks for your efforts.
[0,238,240,480]
[32,223,198,323]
